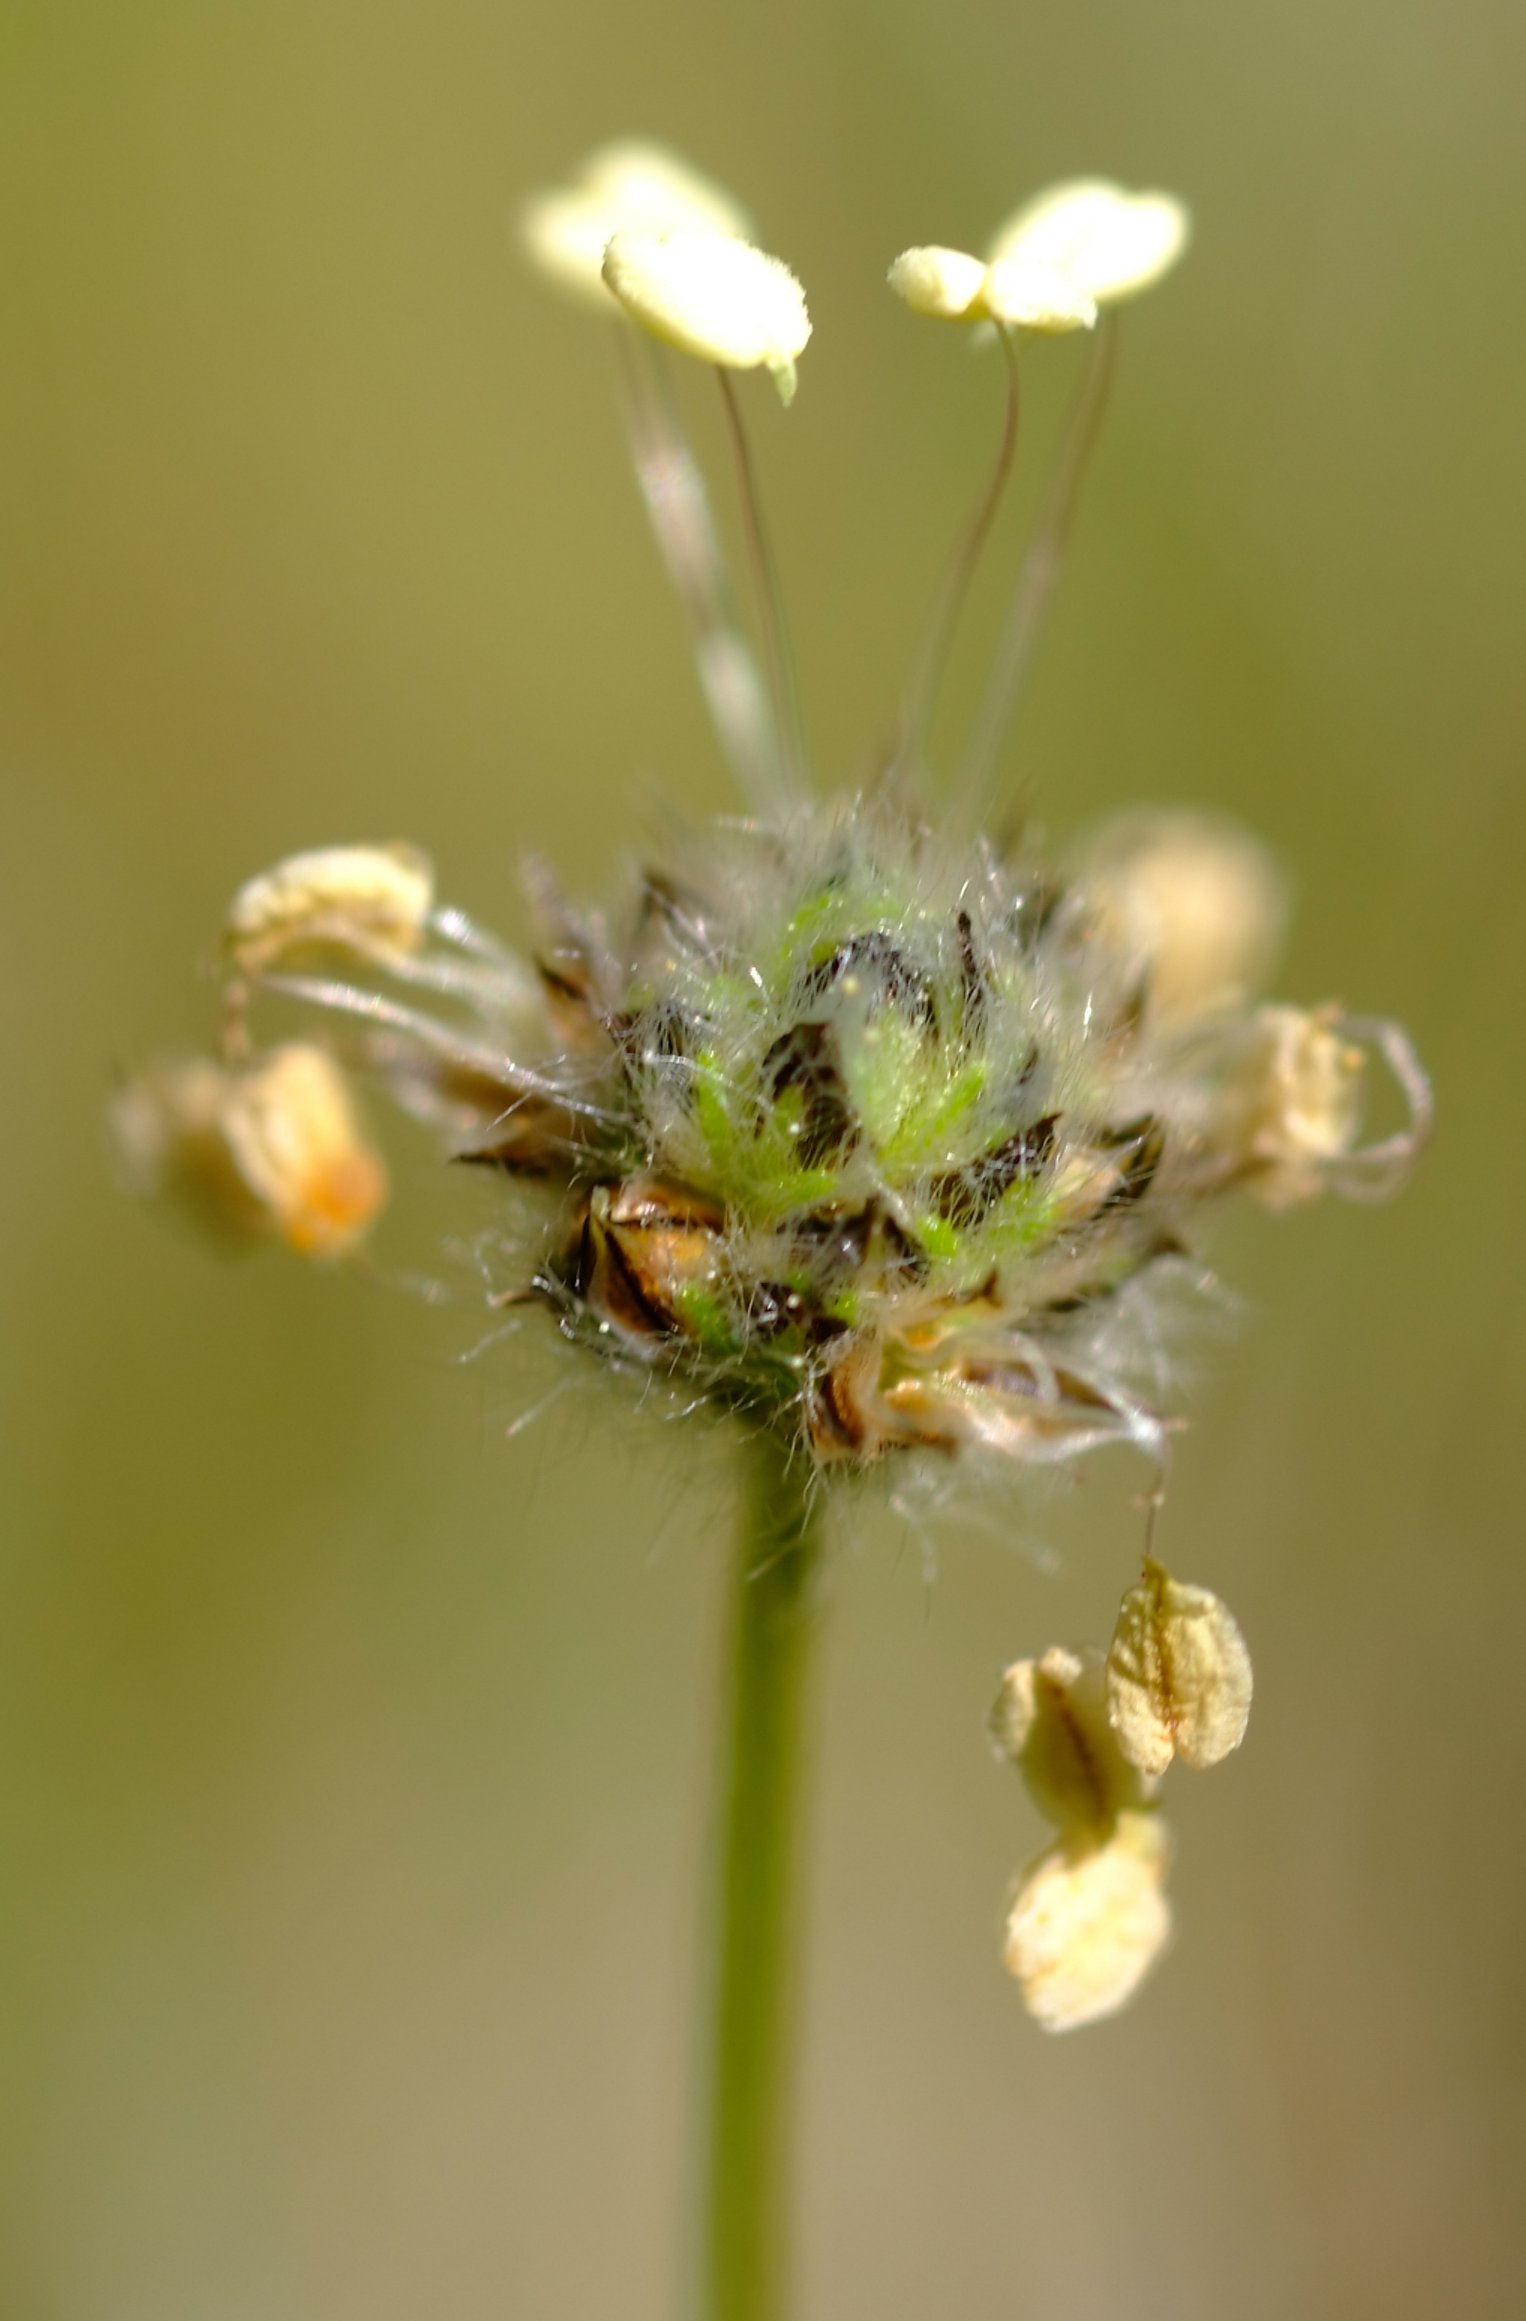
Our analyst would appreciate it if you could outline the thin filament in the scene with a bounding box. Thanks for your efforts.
[893,323,1021,781]
[957,312,1118,824]
[717,366,811,808]
[617,333,784,814]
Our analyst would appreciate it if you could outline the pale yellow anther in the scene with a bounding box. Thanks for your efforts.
[224,844,434,979]
[1003,1811,1172,2032]
[1079,813,1287,1024]
[981,256,1097,333]
[223,1045,389,1256]
[1107,1559,1253,1776]
[990,1644,1148,1833]
[887,244,1094,332]
[111,1045,388,1259]
[519,141,752,309]
[1239,1004,1365,1209]
[601,231,811,403]
[988,178,1190,305]
[887,245,990,321]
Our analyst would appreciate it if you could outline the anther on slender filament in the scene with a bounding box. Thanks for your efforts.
[987,179,1190,305]
[519,141,752,308]
[601,230,811,404]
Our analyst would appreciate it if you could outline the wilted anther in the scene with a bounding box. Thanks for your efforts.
[519,140,752,308]
[1227,1005,1368,1209]
[887,244,1096,333]
[1002,1811,1172,2033]
[110,1043,387,1259]
[602,230,812,403]
[990,1644,1148,1829]
[990,1643,1171,2030]
[1072,813,1288,1027]
[1106,1558,1253,1776]
[224,842,435,979]
[122,153,1433,2055]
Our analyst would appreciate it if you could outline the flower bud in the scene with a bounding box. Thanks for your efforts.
[224,844,434,979]
[1106,1558,1253,1775]
[1003,1811,1172,2032]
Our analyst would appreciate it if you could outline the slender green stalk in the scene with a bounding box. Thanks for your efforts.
[692,1431,826,2321]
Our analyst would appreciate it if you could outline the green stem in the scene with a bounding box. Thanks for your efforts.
[692,1430,826,2321]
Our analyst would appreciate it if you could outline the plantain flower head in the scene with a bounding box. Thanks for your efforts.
[119,140,1428,2029]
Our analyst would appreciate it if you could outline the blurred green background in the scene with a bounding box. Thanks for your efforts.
[4,2,1524,2314]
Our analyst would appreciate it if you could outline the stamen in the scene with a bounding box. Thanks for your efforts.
[617,330,784,814]
[957,311,1118,823]
[1327,1014,1435,1198]
[893,324,1021,783]
[259,973,622,1128]
[716,366,811,807]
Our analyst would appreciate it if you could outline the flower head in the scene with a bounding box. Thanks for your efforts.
[121,140,1427,1484]
[118,140,1429,2028]
[1003,1811,1172,2033]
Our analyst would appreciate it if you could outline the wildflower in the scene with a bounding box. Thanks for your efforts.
[120,144,1429,2043]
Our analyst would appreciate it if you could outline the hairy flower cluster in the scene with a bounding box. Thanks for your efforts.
[119,803,1421,1482]
[116,141,1430,2028]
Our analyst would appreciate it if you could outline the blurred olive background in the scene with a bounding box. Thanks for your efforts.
[4,3,1523,2315]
